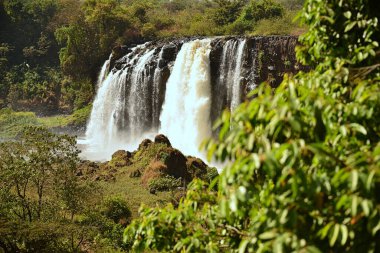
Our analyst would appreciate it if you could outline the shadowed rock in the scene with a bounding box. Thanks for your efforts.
[154,134,171,146]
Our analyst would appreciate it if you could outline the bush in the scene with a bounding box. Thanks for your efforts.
[102,196,131,224]
[227,0,284,34]
[148,175,182,192]
[252,10,305,35]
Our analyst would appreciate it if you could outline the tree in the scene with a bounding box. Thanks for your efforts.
[55,0,130,80]
[124,0,380,252]
[0,126,82,221]
[227,0,284,34]
[0,126,93,252]
[211,0,247,26]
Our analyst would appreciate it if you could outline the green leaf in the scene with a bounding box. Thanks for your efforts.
[239,240,249,253]
[361,200,370,216]
[329,224,340,246]
[344,21,357,32]
[349,123,367,135]
[340,225,348,245]
[351,170,359,191]
[304,246,323,253]
[259,231,277,240]
[343,11,352,19]
[352,195,358,216]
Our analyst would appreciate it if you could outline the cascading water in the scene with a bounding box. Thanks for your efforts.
[83,45,159,160]
[216,39,247,112]
[82,37,251,161]
[127,49,156,138]
[97,54,112,88]
[159,39,212,157]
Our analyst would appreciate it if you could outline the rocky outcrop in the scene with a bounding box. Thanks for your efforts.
[77,134,218,192]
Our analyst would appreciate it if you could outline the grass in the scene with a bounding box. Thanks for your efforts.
[0,109,40,140]
[0,105,92,139]
[38,105,92,128]
[95,174,172,219]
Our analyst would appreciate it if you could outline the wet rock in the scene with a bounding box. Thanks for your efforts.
[161,44,178,62]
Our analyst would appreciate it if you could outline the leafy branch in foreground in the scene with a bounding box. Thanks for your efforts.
[124,0,380,252]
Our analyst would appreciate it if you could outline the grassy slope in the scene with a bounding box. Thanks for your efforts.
[91,143,173,217]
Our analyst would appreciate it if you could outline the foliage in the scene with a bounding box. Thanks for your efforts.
[0,106,92,139]
[3,65,62,109]
[252,10,306,36]
[55,0,130,80]
[0,126,81,220]
[0,108,39,139]
[0,126,94,251]
[124,0,380,252]
[101,196,131,224]
[226,0,284,34]
[148,175,182,192]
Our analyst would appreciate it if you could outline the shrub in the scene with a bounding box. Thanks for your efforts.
[102,196,131,224]
[148,175,182,192]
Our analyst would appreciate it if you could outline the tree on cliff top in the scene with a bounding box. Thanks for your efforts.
[124,0,380,252]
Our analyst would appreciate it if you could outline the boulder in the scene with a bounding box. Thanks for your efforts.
[141,161,166,186]
[111,150,132,167]
[112,150,132,160]
[154,134,171,146]
[139,139,152,150]
[155,148,190,181]
[186,156,208,178]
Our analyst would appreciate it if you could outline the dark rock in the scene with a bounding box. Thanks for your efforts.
[161,44,178,62]
[186,156,208,179]
[149,188,156,195]
[139,139,152,150]
[111,150,132,167]
[154,134,171,146]
[156,148,190,181]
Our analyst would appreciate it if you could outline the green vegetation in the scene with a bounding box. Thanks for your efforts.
[124,0,380,252]
[0,129,216,251]
[0,106,91,139]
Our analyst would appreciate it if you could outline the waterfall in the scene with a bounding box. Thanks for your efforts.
[83,45,158,160]
[217,39,247,112]
[127,49,156,138]
[97,54,112,88]
[231,40,246,110]
[82,37,251,161]
[84,71,128,159]
[152,48,164,128]
[159,39,212,157]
